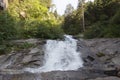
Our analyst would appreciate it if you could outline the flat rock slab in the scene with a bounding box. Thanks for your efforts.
[0,73,41,80]
[0,69,106,80]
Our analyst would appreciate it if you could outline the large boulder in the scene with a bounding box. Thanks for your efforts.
[78,38,120,70]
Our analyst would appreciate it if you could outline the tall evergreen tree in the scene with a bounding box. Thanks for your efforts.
[64,4,74,16]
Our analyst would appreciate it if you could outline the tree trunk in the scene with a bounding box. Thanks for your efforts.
[82,1,85,32]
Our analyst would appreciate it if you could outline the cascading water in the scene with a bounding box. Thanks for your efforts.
[25,35,83,73]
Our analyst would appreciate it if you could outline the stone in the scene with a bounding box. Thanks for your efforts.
[22,55,32,63]
[89,76,120,80]
[112,55,120,65]
[0,38,119,80]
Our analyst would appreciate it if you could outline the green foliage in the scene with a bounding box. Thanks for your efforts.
[7,0,63,39]
[0,42,14,55]
[83,0,120,38]
[7,0,49,39]
[35,21,64,39]
[0,44,7,55]
[0,42,34,55]
[62,10,83,35]
[0,11,17,43]
[84,22,120,39]
[0,0,64,55]
[8,0,48,21]
[84,22,105,39]
[14,42,34,50]
[40,0,52,9]
[110,8,120,24]
[85,0,120,24]
[103,24,120,38]
[21,18,64,39]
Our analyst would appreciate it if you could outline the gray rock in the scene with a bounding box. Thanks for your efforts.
[0,38,120,80]
[112,54,120,65]
[89,76,120,80]
[79,38,120,70]
[0,39,45,69]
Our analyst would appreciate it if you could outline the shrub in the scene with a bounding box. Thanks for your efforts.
[0,42,34,55]
[0,11,17,44]
[84,22,120,39]
[84,22,105,39]
[103,24,120,38]
[110,9,120,24]
[35,22,64,39]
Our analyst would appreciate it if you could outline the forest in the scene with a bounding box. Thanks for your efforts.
[63,0,120,38]
[0,0,120,53]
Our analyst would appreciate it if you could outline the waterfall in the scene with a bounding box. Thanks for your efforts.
[25,35,83,73]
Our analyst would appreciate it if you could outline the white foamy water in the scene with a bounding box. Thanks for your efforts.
[25,35,83,73]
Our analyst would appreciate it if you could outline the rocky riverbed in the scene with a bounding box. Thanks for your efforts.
[0,38,120,80]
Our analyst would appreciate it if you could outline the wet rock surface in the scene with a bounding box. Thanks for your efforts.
[0,72,41,80]
[0,39,45,69]
[0,69,106,80]
[0,38,120,80]
[81,39,120,70]
[89,76,120,80]
[78,38,120,80]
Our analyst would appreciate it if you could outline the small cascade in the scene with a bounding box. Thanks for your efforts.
[25,35,83,73]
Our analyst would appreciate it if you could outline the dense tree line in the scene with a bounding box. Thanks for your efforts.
[0,0,120,41]
[62,0,120,38]
[0,0,120,42]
